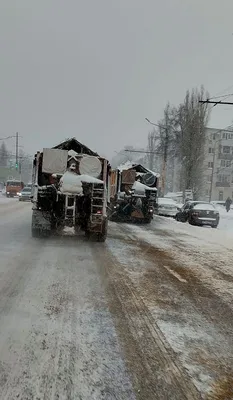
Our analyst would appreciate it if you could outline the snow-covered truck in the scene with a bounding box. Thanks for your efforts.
[109,162,159,223]
[31,138,111,241]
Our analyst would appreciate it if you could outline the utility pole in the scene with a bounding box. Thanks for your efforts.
[161,125,169,197]
[16,132,19,169]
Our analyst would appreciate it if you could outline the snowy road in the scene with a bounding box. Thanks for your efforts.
[0,200,233,399]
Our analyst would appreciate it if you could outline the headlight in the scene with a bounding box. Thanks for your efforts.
[17,192,22,196]
[7,192,9,194]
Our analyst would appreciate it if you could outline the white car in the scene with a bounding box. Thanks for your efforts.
[157,197,181,217]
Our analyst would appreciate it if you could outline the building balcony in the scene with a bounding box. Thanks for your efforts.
[215,181,230,187]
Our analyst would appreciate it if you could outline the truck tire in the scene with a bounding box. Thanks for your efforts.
[31,226,42,238]
[97,219,108,242]
[144,217,152,224]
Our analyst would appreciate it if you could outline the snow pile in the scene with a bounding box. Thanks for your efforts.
[132,181,157,195]
[158,197,177,205]
[59,172,103,194]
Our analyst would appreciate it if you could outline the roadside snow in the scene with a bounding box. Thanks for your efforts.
[125,215,233,306]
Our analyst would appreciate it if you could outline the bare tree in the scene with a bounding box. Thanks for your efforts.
[156,104,179,194]
[177,86,210,199]
[147,128,159,170]
[0,142,9,167]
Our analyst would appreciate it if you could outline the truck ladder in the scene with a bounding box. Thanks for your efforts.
[90,183,104,223]
[65,194,76,225]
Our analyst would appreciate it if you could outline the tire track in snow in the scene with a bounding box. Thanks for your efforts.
[108,222,233,397]
[93,242,201,400]
[0,232,134,400]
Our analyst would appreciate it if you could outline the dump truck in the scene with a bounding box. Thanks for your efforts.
[31,138,111,241]
[6,179,24,197]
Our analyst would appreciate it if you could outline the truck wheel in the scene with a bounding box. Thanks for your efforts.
[31,226,41,238]
[85,230,91,239]
[97,219,108,242]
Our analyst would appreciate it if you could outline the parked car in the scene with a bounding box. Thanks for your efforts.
[176,201,220,228]
[18,186,32,202]
[157,197,181,217]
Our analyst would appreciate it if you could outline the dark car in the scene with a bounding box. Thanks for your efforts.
[18,187,32,202]
[176,201,220,228]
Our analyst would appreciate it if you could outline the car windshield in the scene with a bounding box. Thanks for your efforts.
[7,181,21,187]
[193,203,216,211]
[22,188,31,193]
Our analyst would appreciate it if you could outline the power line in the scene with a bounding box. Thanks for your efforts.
[199,99,233,106]
[212,84,233,98]
[208,93,233,101]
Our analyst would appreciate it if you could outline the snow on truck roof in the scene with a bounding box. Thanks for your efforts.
[132,181,157,192]
[53,138,99,157]
[117,161,159,177]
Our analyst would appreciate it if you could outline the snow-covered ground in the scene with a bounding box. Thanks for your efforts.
[1,199,233,399]
[113,214,233,397]
[0,192,18,204]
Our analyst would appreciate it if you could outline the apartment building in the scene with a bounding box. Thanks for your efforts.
[204,127,233,201]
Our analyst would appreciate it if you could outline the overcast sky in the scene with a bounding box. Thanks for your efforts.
[1,0,233,159]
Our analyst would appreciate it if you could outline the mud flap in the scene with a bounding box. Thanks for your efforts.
[31,209,52,238]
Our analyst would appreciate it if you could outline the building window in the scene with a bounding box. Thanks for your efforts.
[208,161,213,168]
[207,175,211,182]
[222,132,226,139]
[205,189,209,196]
[221,160,231,167]
[208,147,214,153]
[219,191,223,201]
[223,146,230,154]
[217,175,229,183]
[221,160,226,167]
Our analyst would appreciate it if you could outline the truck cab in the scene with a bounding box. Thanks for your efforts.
[6,180,24,197]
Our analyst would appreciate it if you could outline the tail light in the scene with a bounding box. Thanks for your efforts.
[96,210,102,214]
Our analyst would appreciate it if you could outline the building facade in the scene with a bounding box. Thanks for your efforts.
[204,127,233,202]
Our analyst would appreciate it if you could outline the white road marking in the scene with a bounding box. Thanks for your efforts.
[163,265,187,283]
